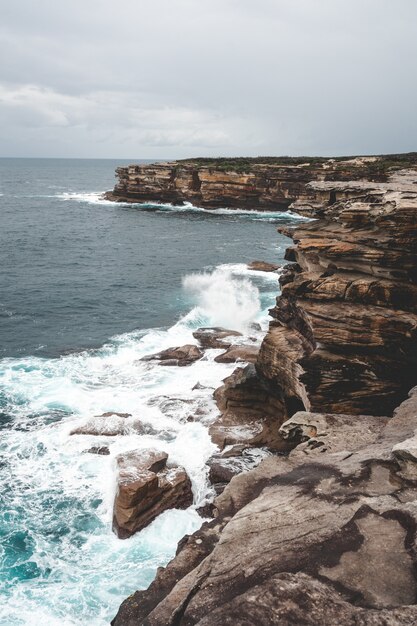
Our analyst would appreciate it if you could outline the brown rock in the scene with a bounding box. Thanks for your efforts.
[210,365,289,451]
[141,344,203,366]
[247,260,279,272]
[112,388,417,625]
[192,327,242,349]
[214,345,259,364]
[113,449,193,538]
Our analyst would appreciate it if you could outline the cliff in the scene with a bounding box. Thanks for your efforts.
[104,153,417,212]
[111,157,417,625]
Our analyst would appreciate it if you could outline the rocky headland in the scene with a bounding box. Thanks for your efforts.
[104,153,417,213]
[109,154,417,625]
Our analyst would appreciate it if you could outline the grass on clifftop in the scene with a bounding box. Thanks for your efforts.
[178,153,417,175]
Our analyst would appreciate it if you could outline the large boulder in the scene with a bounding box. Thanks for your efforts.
[113,449,193,539]
[141,344,203,366]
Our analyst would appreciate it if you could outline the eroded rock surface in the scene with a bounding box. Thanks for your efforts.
[109,157,417,624]
[141,344,203,367]
[113,449,193,539]
[214,344,259,364]
[113,388,417,625]
[105,155,417,211]
[70,412,146,437]
[192,327,242,349]
[247,260,280,272]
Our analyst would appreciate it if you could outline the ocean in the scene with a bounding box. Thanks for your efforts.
[0,158,303,625]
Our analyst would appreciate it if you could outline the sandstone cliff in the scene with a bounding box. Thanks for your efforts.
[111,156,417,625]
[104,153,417,211]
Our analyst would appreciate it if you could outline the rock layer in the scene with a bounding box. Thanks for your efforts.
[258,174,417,417]
[112,388,417,625]
[113,449,193,539]
[105,154,417,211]
[110,155,417,624]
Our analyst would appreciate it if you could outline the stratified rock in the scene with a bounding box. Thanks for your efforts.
[257,174,417,417]
[112,388,417,625]
[210,365,289,451]
[141,344,203,366]
[70,412,145,436]
[214,345,259,364]
[113,449,193,538]
[208,447,272,489]
[247,260,279,272]
[104,155,416,211]
[192,327,242,349]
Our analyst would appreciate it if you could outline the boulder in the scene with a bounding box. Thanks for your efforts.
[141,344,203,366]
[247,260,279,272]
[113,449,193,538]
[70,412,145,436]
[214,345,259,364]
[192,327,242,349]
[85,446,110,455]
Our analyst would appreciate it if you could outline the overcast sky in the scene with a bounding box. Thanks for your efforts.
[1,0,416,159]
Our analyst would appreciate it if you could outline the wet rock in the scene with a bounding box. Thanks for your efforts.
[214,345,259,364]
[208,447,272,487]
[192,382,214,391]
[210,365,289,451]
[112,388,417,625]
[113,449,193,538]
[70,413,144,437]
[85,446,110,455]
[192,327,242,349]
[141,344,203,366]
[247,260,279,272]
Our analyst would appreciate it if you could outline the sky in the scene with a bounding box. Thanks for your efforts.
[0,0,416,159]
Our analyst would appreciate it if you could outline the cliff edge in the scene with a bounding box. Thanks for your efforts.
[104,153,417,212]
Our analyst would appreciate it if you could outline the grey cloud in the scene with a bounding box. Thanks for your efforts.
[0,0,416,158]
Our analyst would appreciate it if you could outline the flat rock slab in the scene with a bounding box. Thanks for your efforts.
[70,412,146,437]
[113,448,193,538]
[248,260,280,272]
[192,327,242,350]
[141,344,203,366]
[214,345,259,364]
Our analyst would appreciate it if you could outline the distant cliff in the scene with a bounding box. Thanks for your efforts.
[104,153,417,213]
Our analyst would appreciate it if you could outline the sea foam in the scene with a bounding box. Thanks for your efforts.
[0,263,277,626]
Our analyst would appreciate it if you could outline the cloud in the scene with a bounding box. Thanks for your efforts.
[0,0,416,157]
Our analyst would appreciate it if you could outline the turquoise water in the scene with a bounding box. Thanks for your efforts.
[0,158,303,625]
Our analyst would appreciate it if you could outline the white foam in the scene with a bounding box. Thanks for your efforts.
[55,192,312,220]
[0,260,281,625]
[182,266,261,332]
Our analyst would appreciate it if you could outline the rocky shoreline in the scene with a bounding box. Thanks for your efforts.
[109,155,417,625]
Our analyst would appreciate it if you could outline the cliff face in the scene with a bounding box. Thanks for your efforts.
[105,155,417,211]
[258,170,417,417]
[110,157,417,625]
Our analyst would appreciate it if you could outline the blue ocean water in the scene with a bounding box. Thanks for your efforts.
[0,158,303,625]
